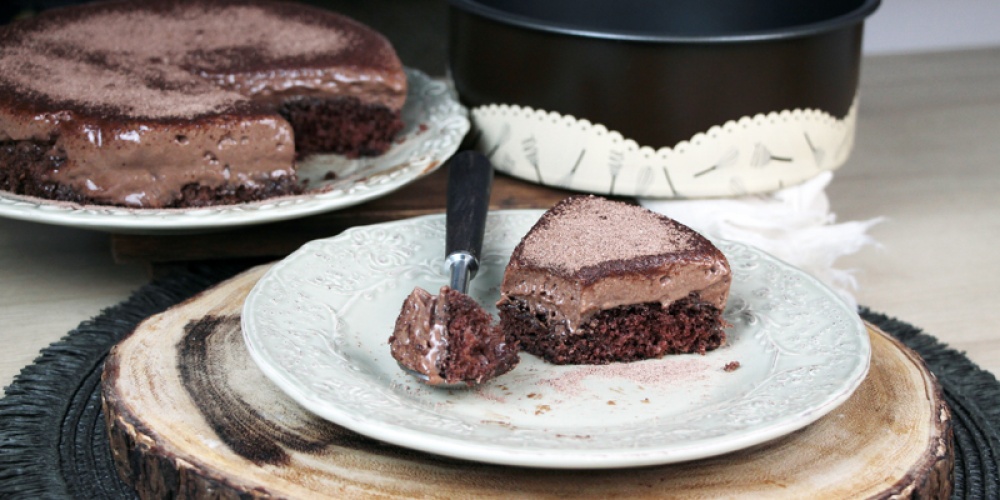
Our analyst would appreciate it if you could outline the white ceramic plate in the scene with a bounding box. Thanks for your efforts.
[242,210,870,469]
[0,69,468,234]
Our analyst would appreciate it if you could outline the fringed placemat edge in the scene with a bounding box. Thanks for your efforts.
[0,264,244,499]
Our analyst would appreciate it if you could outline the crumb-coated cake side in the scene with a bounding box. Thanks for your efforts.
[390,286,519,386]
[0,0,406,208]
[497,195,731,365]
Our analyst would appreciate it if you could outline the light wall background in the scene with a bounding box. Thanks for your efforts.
[863,0,1000,54]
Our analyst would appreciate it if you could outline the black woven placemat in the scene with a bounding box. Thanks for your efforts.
[1,264,998,499]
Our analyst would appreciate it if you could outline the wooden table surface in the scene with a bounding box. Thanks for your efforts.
[2,48,999,391]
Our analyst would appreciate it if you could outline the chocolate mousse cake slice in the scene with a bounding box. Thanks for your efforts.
[390,286,519,386]
[498,195,731,365]
[0,0,406,208]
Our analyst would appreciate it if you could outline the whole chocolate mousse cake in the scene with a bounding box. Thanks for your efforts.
[0,0,407,208]
[390,286,519,386]
[498,195,731,365]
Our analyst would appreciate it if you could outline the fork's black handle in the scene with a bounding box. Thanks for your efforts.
[446,151,494,266]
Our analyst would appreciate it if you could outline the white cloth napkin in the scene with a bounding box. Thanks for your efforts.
[639,172,882,310]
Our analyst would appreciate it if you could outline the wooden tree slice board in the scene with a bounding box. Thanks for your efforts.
[102,265,953,499]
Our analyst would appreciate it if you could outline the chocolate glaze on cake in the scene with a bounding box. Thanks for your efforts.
[390,286,519,386]
[498,195,731,365]
[0,0,406,208]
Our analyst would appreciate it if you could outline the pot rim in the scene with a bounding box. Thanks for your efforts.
[448,0,881,43]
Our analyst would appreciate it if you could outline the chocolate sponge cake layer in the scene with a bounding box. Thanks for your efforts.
[499,294,726,365]
[437,288,520,385]
[498,195,731,365]
[279,96,404,157]
[0,140,71,202]
[0,0,406,208]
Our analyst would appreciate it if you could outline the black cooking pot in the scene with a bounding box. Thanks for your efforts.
[448,0,881,198]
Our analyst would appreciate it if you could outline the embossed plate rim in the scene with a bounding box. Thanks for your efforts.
[0,68,468,234]
[242,210,870,469]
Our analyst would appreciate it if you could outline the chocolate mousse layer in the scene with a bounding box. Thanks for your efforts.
[0,0,406,208]
[498,195,731,364]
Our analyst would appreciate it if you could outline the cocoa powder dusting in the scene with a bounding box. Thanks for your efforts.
[519,196,694,273]
[539,358,710,397]
[0,2,364,118]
